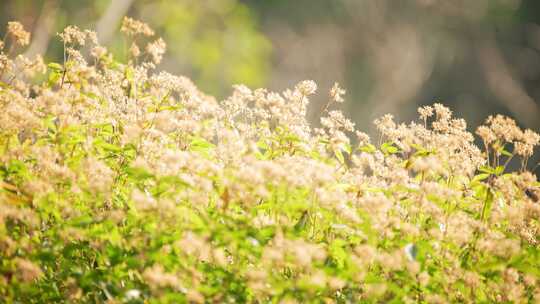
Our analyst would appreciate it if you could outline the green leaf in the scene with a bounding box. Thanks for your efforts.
[478,165,496,175]
[359,144,376,153]
[480,188,494,221]
[47,70,62,87]
[189,136,215,155]
[47,62,64,72]
[501,149,513,157]
[294,210,309,232]
[125,166,154,180]
[95,140,122,153]
[343,143,352,154]
[381,142,399,154]
[329,239,348,269]
[334,149,345,164]
[472,173,490,183]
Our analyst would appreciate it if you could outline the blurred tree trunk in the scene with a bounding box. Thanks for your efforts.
[24,0,58,58]
[96,0,135,44]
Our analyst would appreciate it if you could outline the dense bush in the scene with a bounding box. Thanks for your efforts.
[1,19,540,303]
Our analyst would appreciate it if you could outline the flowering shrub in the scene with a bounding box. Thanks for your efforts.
[1,19,540,303]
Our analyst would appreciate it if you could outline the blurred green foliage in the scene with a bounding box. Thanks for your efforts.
[0,0,271,97]
[141,0,271,95]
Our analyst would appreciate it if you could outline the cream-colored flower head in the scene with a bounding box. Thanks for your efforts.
[7,21,30,47]
[121,17,155,37]
[330,82,346,103]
